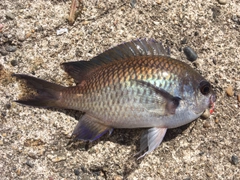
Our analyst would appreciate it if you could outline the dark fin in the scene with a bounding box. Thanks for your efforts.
[13,74,65,107]
[136,127,167,159]
[61,39,169,84]
[133,80,181,115]
[61,61,101,84]
[90,39,170,65]
[72,114,112,142]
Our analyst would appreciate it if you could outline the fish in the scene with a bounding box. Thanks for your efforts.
[13,39,216,158]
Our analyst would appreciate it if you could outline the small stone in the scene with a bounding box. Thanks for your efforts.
[74,169,80,176]
[203,121,211,128]
[6,12,15,20]
[201,109,210,119]
[226,86,234,96]
[25,160,34,168]
[81,166,88,173]
[231,15,239,23]
[0,140,3,145]
[218,0,227,5]
[183,47,198,61]
[5,45,17,52]
[16,169,21,176]
[113,175,122,180]
[130,0,137,8]
[0,48,8,56]
[231,155,239,165]
[11,60,18,66]
[181,37,187,44]
[50,155,66,163]
[212,58,217,65]
[237,94,240,102]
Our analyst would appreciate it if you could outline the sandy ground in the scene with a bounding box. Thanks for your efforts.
[0,0,240,179]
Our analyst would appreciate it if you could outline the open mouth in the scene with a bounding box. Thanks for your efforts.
[209,94,217,114]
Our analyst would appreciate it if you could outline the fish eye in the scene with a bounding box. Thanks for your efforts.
[199,81,211,95]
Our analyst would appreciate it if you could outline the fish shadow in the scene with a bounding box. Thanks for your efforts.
[23,106,190,177]
[57,108,191,178]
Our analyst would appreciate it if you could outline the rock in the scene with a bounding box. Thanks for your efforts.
[74,169,80,176]
[231,155,239,165]
[237,94,240,102]
[25,160,34,168]
[201,109,210,119]
[0,48,8,56]
[6,12,15,20]
[130,0,137,8]
[181,37,187,44]
[5,45,17,52]
[113,175,122,180]
[218,0,227,5]
[203,121,211,128]
[48,154,66,162]
[183,47,198,61]
[11,60,18,66]
[226,86,234,96]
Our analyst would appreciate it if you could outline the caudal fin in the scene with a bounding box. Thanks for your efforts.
[13,74,65,108]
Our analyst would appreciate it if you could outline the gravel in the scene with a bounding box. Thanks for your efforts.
[0,0,239,179]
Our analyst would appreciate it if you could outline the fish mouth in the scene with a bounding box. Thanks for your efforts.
[209,94,216,114]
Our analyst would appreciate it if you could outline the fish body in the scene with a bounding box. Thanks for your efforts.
[14,39,216,158]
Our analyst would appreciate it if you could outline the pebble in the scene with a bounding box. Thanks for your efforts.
[226,86,234,96]
[183,47,198,61]
[231,15,239,23]
[203,121,211,128]
[56,28,68,36]
[25,160,34,168]
[201,109,210,119]
[74,169,80,176]
[130,0,137,8]
[11,60,18,66]
[231,155,239,165]
[48,155,66,162]
[0,48,8,56]
[5,45,17,52]
[218,0,227,5]
[5,12,15,20]
[237,94,240,102]
[16,169,21,176]
[181,37,187,44]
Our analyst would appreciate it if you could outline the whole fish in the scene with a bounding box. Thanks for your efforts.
[13,39,216,158]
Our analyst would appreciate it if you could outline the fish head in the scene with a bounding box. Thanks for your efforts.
[191,79,216,115]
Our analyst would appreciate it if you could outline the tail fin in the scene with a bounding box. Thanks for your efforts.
[13,74,66,108]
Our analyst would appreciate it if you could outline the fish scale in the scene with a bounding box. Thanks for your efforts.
[13,39,216,158]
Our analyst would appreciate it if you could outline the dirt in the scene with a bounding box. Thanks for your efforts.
[0,0,239,179]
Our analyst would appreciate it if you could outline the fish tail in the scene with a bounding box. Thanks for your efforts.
[13,74,66,108]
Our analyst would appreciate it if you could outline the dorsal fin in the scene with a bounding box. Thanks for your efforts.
[61,61,100,84]
[61,39,170,84]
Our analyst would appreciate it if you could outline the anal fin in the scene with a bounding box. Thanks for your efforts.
[72,114,112,142]
[137,127,167,159]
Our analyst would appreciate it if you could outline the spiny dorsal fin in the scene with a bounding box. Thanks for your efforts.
[61,39,170,84]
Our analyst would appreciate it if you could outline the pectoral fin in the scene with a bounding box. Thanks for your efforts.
[137,127,167,159]
[133,80,181,116]
[72,114,112,142]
